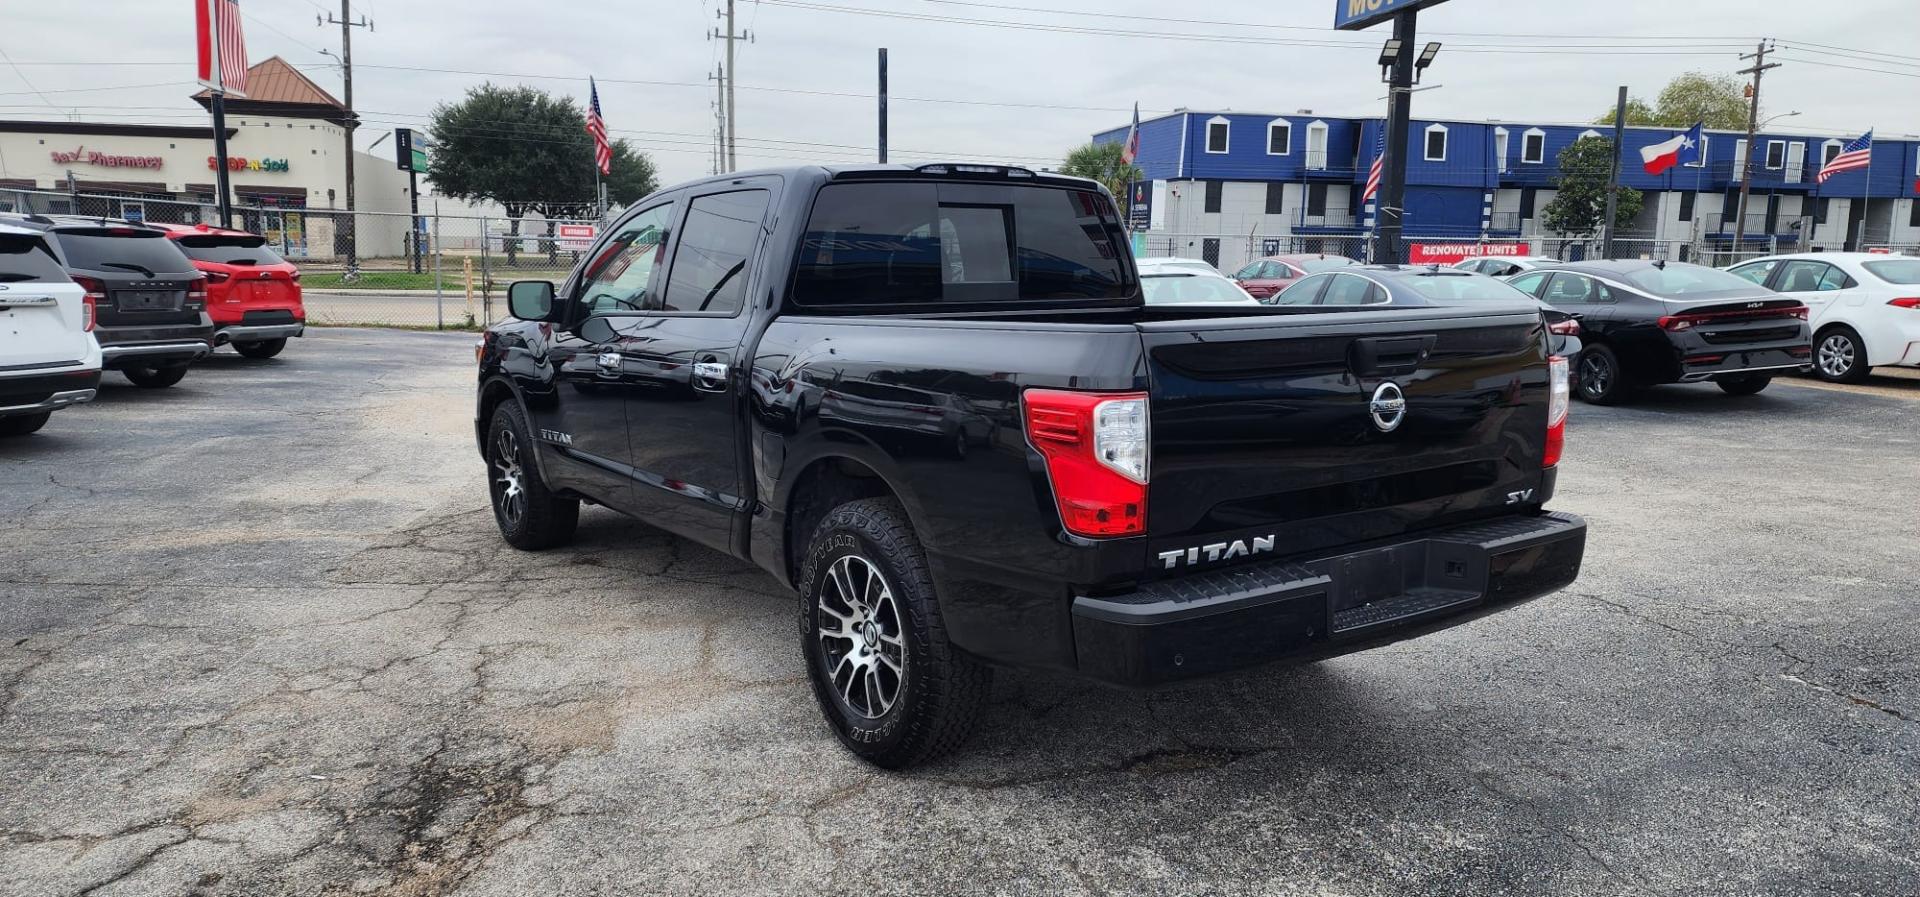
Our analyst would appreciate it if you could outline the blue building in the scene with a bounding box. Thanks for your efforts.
[1095,110,1920,270]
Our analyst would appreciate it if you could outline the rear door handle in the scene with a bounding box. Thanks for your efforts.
[693,360,729,392]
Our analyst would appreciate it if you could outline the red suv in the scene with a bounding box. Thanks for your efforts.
[155,224,304,358]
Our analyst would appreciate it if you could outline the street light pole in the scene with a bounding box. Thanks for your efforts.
[1376,10,1418,266]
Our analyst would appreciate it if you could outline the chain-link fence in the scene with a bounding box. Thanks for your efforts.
[1128,230,1826,273]
[0,188,606,328]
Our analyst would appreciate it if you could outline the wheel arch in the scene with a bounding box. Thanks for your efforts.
[773,448,926,590]
[476,375,559,483]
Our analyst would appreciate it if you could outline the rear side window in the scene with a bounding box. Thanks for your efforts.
[1320,274,1385,306]
[1273,273,1332,305]
[0,233,67,282]
[1863,259,1920,284]
[49,229,194,275]
[175,234,286,266]
[659,189,769,314]
[791,181,1130,308]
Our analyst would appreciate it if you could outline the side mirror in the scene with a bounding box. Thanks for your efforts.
[508,280,556,321]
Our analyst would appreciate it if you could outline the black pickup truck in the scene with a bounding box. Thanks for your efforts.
[475,164,1587,768]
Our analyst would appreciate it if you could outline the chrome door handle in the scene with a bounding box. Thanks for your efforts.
[692,361,729,391]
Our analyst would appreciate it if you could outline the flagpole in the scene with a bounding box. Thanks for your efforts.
[1859,131,1873,251]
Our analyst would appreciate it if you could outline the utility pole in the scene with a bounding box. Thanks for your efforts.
[1602,85,1628,259]
[877,48,888,164]
[711,2,751,173]
[1376,11,1418,265]
[709,65,725,176]
[325,4,371,267]
[1732,40,1778,252]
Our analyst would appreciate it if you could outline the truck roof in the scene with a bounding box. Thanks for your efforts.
[648,162,1105,199]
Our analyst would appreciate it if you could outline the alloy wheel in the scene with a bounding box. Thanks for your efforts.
[816,554,906,719]
[491,427,526,527]
[1578,354,1612,399]
[1818,333,1855,379]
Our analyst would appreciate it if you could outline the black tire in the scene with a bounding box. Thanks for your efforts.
[124,365,188,389]
[0,412,52,437]
[799,498,989,769]
[1574,343,1631,405]
[234,338,287,359]
[486,401,579,550]
[1812,326,1870,384]
[1718,374,1773,396]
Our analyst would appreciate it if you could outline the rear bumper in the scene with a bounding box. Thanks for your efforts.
[0,368,102,418]
[100,341,213,369]
[1070,511,1588,687]
[1675,344,1812,382]
[214,323,305,344]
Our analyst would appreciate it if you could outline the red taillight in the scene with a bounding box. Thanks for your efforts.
[1889,298,1920,310]
[1547,318,1581,336]
[71,276,105,332]
[1023,389,1149,538]
[1660,304,1808,331]
[289,269,302,282]
[1545,356,1569,469]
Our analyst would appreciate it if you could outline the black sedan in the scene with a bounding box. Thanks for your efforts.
[1271,264,1584,363]
[1505,260,1812,404]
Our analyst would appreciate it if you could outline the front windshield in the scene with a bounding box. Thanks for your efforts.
[1621,263,1765,296]
[1297,257,1359,273]
[1863,259,1920,284]
[1140,273,1257,305]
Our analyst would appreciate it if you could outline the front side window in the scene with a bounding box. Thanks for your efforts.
[1728,260,1777,286]
[1273,273,1332,305]
[659,189,770,314]
[1232,260,1264,279]
[1508,271,1551,297]
[576,203,675,315]
[1320,273,1384,306]
[791,181,1129,308]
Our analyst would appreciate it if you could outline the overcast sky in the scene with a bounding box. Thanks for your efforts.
[3,0,1916,188]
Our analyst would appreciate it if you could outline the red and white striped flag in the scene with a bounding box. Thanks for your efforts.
[195,0,250,98]
[586,78,612,176]
[1361,127,1385,203]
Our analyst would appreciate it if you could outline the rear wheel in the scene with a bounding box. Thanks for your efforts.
[0,412,52,437]
[1813,326,1870,384]
[124,365,188,389]
[800,498,989,768]
[234,338,287,359]
[486,401,578,550]
[1575,344,1631,405]
[1718,374,1773,396]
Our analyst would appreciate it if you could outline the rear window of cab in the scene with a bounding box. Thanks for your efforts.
[48,228,197,275]
[791,181,1133,309]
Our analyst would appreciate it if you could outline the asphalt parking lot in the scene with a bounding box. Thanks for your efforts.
[3,328,1917,896]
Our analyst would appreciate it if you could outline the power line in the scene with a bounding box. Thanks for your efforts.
[0,46,58,109]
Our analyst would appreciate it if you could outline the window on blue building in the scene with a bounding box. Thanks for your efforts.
[1265,182,1285,215]
[1206,117,1230,154]
[1522,129,1545,164]
[1765,141,1785,170]
[1307,184,1327,217]
[1424,125,1448,162]
[1678,191,1695,223]
[1204,180,1223,213]
[1267,121,1291,156]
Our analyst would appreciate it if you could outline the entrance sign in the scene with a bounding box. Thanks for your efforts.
[556,224,597,251]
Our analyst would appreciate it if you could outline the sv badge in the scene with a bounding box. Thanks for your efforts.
[1506,489,1535,505]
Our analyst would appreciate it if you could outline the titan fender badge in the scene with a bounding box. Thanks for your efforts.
[1370,381,1407,433]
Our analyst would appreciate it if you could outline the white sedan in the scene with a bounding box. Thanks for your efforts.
[1135,260,1263,307]
[1453,256,1563,277]
[1727,252,1920,383]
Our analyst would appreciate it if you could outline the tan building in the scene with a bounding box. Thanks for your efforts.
[0,57,487,260]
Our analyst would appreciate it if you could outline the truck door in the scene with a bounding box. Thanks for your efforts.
[534,199,679,509]
[619,184,773,552]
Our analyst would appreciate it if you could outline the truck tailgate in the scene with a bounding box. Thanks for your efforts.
[1139,307,1552,573]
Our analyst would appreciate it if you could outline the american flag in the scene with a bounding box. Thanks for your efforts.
[195,0,250,97]
[586,78,612,176]
[1816,130,1872,184]
[1361,126,1385,203]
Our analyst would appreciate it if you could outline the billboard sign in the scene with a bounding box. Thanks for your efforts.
[1334,0,1450,31]
[1407,242,1527,265]
[1126,180,1153,231]
[394,128,433,173]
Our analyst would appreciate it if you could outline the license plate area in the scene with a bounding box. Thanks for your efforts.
[1325,540,1486,634]
[115,290,183,312]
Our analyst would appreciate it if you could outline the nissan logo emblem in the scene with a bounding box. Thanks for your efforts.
[1369,381,1407,433]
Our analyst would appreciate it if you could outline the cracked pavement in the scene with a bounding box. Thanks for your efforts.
[3,328,1917,896]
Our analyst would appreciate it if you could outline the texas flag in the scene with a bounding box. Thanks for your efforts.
[1641,123,1704,176]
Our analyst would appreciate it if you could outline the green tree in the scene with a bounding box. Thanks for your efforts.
[1541,136,1644,240]
[1594,72,1751,129]
[427,84,659,261]
[1059,141,1143,198]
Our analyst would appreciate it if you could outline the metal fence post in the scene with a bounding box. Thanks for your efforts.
[479,215,492,326]
[433,201,444,330]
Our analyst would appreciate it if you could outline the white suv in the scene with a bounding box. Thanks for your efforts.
[0,223,101,436]
[1728,252,1920,383]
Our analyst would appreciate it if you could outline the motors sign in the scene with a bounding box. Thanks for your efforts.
[1333,0,1451,31]
[1408,242,1528,265]
[48,147,163,170]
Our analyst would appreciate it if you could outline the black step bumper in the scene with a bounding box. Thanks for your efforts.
[1070,512,1587,687]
